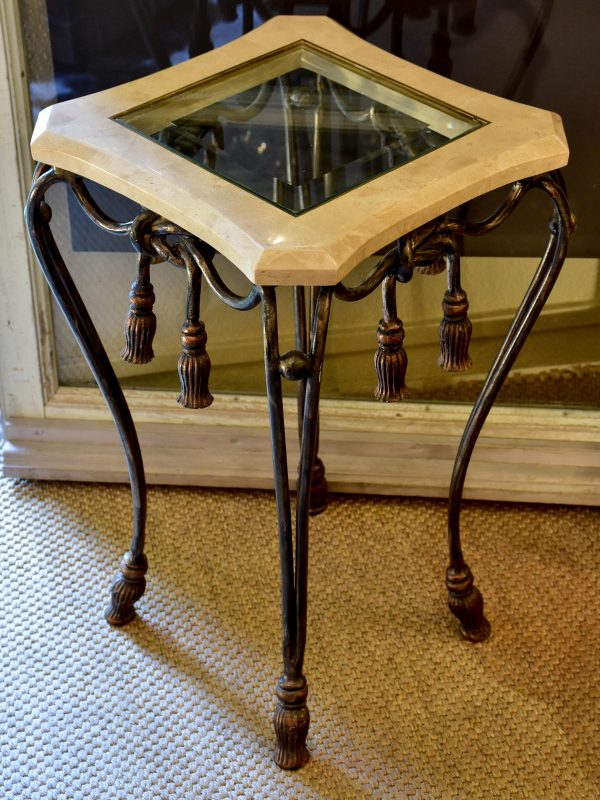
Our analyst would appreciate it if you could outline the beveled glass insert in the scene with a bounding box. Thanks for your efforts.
[116,44,485,215]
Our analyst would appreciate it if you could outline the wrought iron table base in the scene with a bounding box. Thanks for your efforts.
[26,165,574,769]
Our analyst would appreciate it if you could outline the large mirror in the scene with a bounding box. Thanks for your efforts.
[19,0,599,413]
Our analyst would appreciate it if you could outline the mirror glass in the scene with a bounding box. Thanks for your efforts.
[19,0,600,409]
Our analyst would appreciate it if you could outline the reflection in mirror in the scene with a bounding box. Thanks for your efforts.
[116,43,483,214]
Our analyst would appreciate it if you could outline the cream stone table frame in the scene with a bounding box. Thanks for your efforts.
[25,16,573,770]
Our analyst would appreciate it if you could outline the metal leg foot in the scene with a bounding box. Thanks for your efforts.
[273,676,310,769]
[446,565,490,642]
[105,552,148,625]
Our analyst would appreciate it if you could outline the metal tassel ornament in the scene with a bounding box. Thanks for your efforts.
[439,250,472,372]
[177,248,213,409]
[121,254,156,364]
[374,274,409,402]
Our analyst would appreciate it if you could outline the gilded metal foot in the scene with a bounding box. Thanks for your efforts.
[273,676,310,769]
[446,566,491,642]
[105,552,148,626]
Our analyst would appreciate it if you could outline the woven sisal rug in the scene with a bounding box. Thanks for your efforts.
[1,477,598,799]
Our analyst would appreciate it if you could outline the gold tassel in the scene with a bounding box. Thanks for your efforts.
[439,251,472,372]
[177,320,213,409]
[374,274,409,402]
[121,255,156,364]
[177,245,213,409]
[439,292,472,372]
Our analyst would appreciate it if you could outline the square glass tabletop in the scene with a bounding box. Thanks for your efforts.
[116,43,485,215]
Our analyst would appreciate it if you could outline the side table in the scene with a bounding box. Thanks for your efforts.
[25,16,574,770]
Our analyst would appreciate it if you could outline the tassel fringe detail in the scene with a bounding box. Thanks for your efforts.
[438,290,472,372]
[121,266,156,364]
[374,318,409,402]
[177,320,213,409]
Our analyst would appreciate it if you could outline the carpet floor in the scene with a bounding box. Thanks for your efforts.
[0,477,598,799]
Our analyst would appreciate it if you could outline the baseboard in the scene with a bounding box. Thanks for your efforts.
[3,389,600,505]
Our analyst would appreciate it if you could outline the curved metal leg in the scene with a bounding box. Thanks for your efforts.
[262,285,333,769]
[447,180,573,641]
[25,167,148,626]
